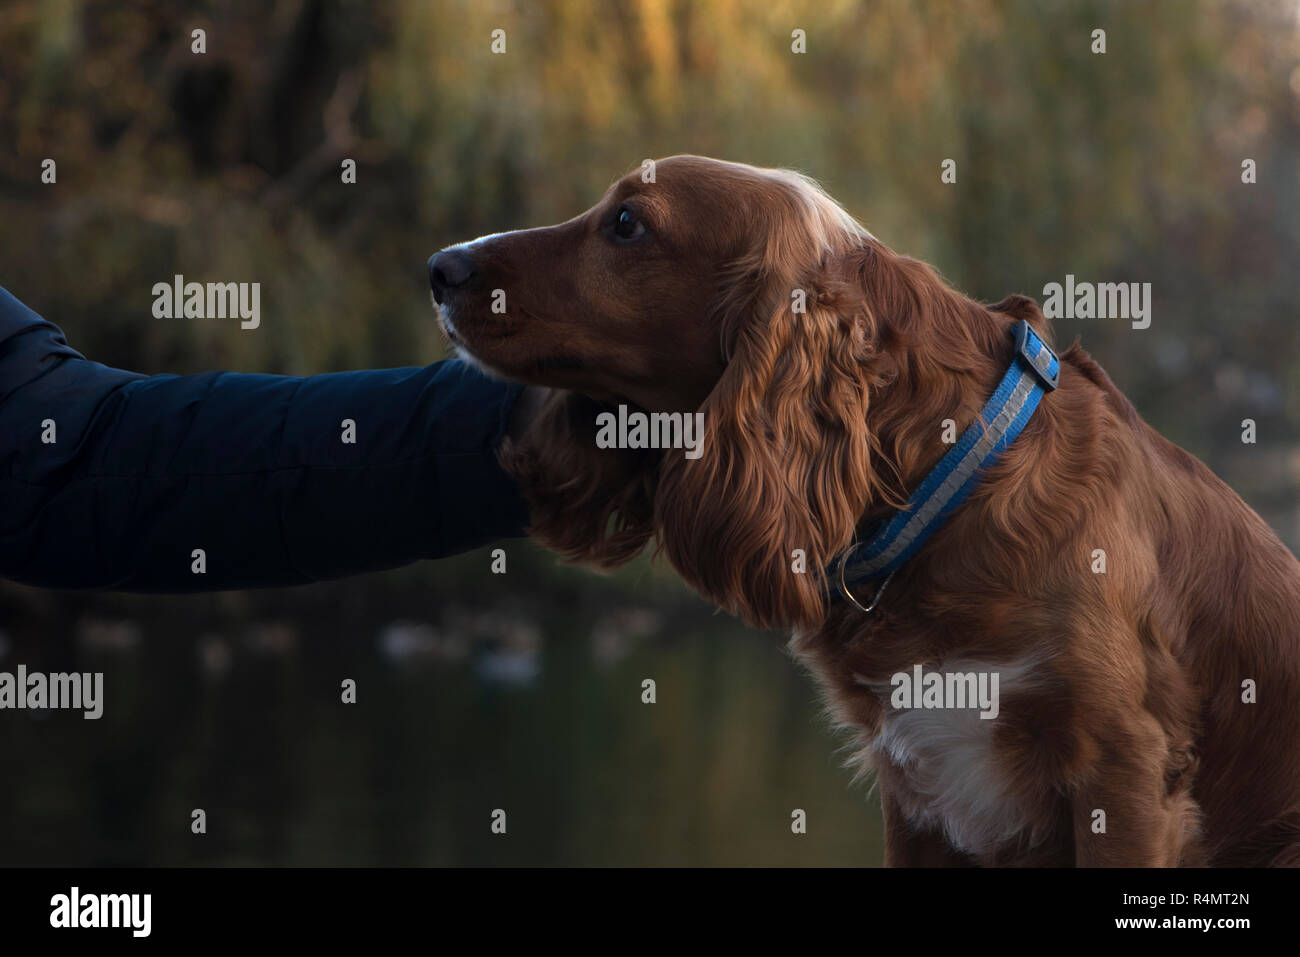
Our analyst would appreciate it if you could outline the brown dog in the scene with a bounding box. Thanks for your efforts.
[429,155,1300,866]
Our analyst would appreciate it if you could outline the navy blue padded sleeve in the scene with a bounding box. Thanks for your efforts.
[0,285,529,591]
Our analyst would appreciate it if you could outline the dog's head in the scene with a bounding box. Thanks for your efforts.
[430,155,872,412]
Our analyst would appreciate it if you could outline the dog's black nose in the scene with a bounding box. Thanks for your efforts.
[428,249,475,303]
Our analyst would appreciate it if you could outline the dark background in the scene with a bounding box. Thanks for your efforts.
[0,0,1296,865]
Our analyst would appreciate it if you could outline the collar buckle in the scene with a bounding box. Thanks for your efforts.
[1013,320,1059,392]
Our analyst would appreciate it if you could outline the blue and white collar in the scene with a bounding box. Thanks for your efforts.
[833,320,1059,612]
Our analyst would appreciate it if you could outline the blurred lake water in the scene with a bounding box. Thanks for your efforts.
[0,555,885,867]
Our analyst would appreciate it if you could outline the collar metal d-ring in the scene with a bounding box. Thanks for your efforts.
[838,557,896,615]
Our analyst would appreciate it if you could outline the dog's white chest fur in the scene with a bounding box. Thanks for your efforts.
[867,655,1040,857]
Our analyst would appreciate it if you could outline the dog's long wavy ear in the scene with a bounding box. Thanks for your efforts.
[501,389,658,568]
[654,270,880,631]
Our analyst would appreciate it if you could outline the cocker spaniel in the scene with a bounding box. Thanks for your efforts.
[428,155,1300,867]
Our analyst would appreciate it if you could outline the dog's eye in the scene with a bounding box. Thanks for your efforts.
[613,205,646,241]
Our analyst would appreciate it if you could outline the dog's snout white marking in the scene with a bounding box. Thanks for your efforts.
[464,231,509,249]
